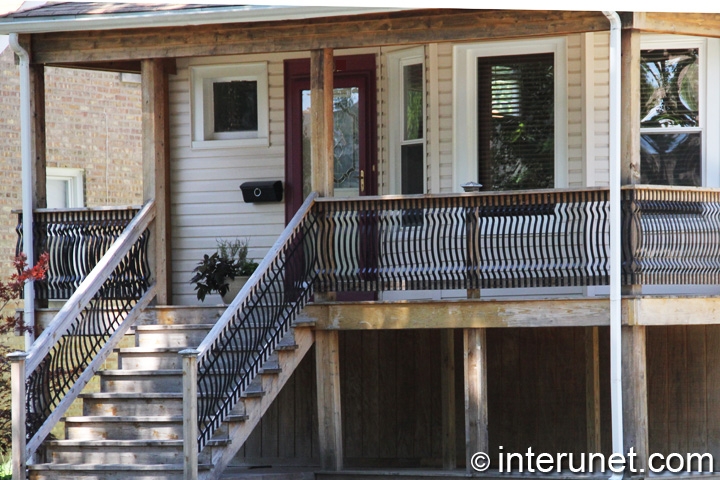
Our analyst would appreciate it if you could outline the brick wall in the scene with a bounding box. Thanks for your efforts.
[0,47,142,280]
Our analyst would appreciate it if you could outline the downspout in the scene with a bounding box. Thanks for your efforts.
[9,33,35,350]
[603,11,623,479]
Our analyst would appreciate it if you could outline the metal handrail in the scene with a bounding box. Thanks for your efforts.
[17,200,156,456]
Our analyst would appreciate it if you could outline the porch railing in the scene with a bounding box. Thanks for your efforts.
[314,188,611,292]
[15,206,142,300]
[13,201,156,458]
[622,185,720,285]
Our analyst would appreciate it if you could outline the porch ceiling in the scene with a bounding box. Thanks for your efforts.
[23,9,611,66]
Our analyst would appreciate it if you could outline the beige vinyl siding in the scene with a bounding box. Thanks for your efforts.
[436,42,454,193]
[567,34,584,187]
[170,53,305,305]
[591,32,611,186]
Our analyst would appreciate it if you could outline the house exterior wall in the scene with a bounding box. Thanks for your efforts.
[169,34,612,305]
[0,46,142,282]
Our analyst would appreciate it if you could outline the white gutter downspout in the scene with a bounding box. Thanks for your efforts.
[603,11,624,479]
[8,33,35,350]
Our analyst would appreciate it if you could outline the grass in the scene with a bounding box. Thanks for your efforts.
[0,455,11,479]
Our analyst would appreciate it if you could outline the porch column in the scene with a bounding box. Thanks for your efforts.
[30,62,47,211]
[464,328,488,473]
[141,59,172,304]
[310,48,334,197]
[316,330,343,470]
[622,325,649,474]
[620,28,641,186]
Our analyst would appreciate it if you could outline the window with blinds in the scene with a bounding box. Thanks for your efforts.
[477,53,554,191]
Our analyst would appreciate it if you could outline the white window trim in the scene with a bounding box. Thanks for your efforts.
[452,37,568,192]
[640,34,720,187]
[46,167,84,208]
[387,46,426,195]
[190,62,269,149]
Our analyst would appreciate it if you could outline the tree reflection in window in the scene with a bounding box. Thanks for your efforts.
[640,48,701,186]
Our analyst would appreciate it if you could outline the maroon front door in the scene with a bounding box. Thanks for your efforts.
[284,55,378,299]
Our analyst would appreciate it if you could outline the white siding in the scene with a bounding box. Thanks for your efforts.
[170,53,305,305]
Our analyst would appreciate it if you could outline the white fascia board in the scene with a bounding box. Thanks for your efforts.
[0,5,405,35]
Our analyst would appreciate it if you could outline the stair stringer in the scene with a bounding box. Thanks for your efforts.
[202,325,316,480]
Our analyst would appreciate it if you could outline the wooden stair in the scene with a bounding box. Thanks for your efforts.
[29,307,315,480]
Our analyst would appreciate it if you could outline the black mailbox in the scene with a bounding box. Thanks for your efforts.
[240,180,283,203]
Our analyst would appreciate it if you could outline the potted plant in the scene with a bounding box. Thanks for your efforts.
[190,238,259,302]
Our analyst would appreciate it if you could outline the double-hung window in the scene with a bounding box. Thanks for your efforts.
[640,36,719,186]
[454,38,567,192]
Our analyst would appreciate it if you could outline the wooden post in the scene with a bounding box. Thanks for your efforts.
[622,325,648,473]
[141,58,172,304]
[316,330,343,471]
[621,28,641,186]
[585,326,602,452]
[310,48,334,198]
[440,330,456,469]
[180,349,199,480]
[310,48,336,302]
[10,352,28,480]
[464,328,488,473]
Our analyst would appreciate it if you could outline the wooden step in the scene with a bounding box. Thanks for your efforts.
[63,416,184,441]
[45,439,224,464]
[28,463,211,480]
[79,393,184,416]
[134,324,214,348]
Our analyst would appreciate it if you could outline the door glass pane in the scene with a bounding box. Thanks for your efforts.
[641,49,698,128]
[302,87,361,198]
[641,132,701,186]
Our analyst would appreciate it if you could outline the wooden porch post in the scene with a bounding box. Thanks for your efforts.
[141,58,172,305]
[464,328,488,473]
[622,325,649,473]
[310,48,334,198]
[30,60,47,312]
[620,28,641,186]
[316,330,343,471]
[440,330,456,470]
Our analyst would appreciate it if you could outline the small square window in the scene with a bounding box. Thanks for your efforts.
[191,62,269,148]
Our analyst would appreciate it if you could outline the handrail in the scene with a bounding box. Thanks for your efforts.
[190,192,319,452]
[19,200,157,456]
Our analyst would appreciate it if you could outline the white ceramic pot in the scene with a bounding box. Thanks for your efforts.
[221,276,250,303]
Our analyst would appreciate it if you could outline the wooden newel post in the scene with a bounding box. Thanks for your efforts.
[181,349,199,480]
[10,351,28,480]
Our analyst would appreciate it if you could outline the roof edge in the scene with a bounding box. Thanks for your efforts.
[0,5,406,35]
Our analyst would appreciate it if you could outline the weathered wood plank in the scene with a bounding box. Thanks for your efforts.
[667,325,688,458]
[463,329,486,473]
[440,330,456,470]
[647,326,668,457]
[294,349,316,460]
[320,298,611,330]
[316,330,343,470]
[629,12,720,38]
[706,327,720,463]
[141,58,172,304]
[341,332,363,459]
[622,325,649,472]
[377,331,398,459]
[310,48,334,198]
[395,331,416,459]
[620,28,641,185]
[686,326,707,460]
[277,366,296,459]
[361,331,380,459]
[415,330,434,460]
[29,10,611,65]
[585,327,601,453]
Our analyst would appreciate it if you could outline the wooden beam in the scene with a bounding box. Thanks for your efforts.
[317,298,612,330]
[440,330,456,470]
[622,325,649,472]
[141,59,172,304]
[627,297,720,326]
[585,326,601,453]
[316,330,343,471]
[29,10,610,65]
[628,12,720,38]
[464,328,488,473]
[620,28,641,186]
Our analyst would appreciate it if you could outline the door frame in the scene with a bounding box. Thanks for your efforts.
[283,54,378,223]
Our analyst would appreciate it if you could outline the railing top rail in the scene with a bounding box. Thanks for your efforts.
[313,187,611,204]
[194,191,319,360]
[24,200,156,376]
[12,205,143,215]
[622,184,720,193]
